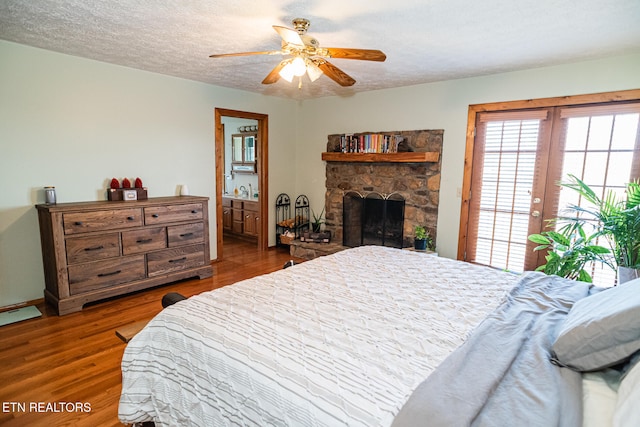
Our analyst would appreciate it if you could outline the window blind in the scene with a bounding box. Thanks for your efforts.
[469,117,544,272]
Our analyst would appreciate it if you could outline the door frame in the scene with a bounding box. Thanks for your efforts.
[458,89,640,262]
[215,108,269,260]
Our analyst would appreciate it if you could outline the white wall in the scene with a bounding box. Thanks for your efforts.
[0,40,297,306]
[295,53,640,260]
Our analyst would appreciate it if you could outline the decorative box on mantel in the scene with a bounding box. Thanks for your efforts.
[108,187,148,201]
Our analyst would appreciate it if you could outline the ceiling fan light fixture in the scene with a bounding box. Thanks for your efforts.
[279,56,309,82]
[279,61,296,82]
[306,61,323,82]
[291,56,307,77]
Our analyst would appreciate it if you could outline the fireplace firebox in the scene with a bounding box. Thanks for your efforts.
[343,192,405,248]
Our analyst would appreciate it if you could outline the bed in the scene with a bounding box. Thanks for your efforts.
[118,245,640,426]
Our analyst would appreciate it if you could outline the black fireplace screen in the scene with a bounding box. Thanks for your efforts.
[343,192,405,248]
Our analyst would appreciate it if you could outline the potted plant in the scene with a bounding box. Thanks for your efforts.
[558,175,640,283]
[528,221,612,283]
[311,207,325,233]
[529,174,640,283]
[414,225,433,251]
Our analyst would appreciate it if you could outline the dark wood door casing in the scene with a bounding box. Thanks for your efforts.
[215,108,269,260]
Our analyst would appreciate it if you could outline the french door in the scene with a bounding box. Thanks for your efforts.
[466,109,553,273]
[461,98,640,285]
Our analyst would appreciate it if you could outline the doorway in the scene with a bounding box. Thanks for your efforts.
[215,108,269,260]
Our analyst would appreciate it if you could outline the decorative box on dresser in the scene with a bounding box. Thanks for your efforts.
[35,196,213,315]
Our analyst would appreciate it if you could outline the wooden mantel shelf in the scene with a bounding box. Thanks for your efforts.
[321,151,440,163]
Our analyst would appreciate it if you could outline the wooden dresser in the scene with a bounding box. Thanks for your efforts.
[35,196,213,315]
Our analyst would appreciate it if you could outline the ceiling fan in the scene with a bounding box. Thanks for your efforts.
[209,18,386,87]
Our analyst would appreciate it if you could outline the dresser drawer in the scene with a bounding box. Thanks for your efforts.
[144,203,203,225]
[66,233,121,264]
[147,244,205,277]
[168,223,204,247]
[63,208,143,234]
[122,227,167,255]
[68,255,146,295]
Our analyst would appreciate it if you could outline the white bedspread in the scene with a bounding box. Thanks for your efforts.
[119,246,519,426]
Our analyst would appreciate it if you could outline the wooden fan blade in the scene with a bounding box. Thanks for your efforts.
[323,48,386,62]
[273,25,304,46]
[316,61,356,87]
[261,61,286,84]
[209,50,281,58]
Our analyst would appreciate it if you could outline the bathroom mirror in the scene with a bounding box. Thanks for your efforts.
[232,135,243,162]
[244,135,256,162]
[231,133,257,173]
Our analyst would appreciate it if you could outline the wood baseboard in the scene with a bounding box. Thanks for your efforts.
[0,298,44,314]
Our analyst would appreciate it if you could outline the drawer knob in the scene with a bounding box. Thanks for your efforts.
[168,257,187,263]
[152,214,159,218]
[97,270,121,277]
[74,221,83,226]
[84,245,104,252]
[136,238,153,244]
[191,210,198,214]
[179,233,194,238]
[127,216,135,221]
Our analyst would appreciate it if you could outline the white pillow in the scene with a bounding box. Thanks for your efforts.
[551,278,640,371]
[583,370,619,427]
[614,357,640,427]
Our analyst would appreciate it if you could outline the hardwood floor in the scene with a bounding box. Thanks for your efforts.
[0,238,301,426]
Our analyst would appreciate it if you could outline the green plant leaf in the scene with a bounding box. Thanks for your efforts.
[584,245,611,254]
[546,230,571,246]
[312,207,325,224]
[414,225,427,240]
[528,234,550,244]
[577,269,593,283]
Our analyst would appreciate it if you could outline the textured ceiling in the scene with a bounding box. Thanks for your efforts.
[1,0,639,100]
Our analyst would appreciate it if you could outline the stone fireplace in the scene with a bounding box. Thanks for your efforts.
[323,129,443,249]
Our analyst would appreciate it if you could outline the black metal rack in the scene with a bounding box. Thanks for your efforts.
[275,193,291,246]
[275,193,311,245]
[294,195,310,238]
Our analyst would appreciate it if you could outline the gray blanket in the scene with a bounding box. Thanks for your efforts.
[392,272,591,427]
